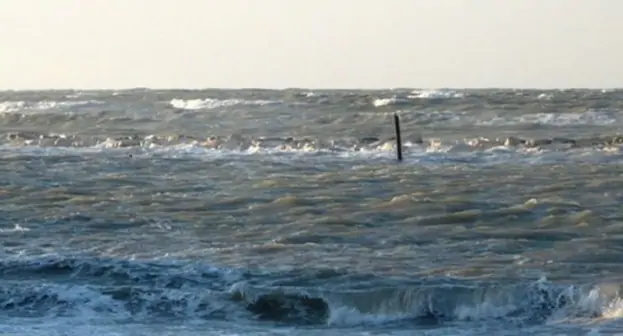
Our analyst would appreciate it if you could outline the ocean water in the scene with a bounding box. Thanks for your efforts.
[2,88,623,335]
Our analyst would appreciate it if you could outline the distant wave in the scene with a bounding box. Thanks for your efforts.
[169,98,281,110]
[476,110,619,127]
[0,100,103,113]
[373,89,465,107]
[408,89,466,99]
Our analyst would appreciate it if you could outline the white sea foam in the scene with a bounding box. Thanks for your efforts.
[302,91,325,97]
[0,224,30,233]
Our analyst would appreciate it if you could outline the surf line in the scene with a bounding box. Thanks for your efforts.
[393,112,403,162]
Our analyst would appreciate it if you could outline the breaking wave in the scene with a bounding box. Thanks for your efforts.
[1,256,622,327]
[2,131,623,153]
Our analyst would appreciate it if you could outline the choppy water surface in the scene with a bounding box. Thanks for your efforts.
[2,88,623,335]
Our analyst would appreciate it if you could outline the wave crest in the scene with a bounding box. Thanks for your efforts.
[1,257,622,327]
[169,98,280,110]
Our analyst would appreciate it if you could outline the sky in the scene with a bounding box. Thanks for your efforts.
[0,0,621,90]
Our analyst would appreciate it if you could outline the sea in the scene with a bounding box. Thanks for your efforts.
[1,88,623,335]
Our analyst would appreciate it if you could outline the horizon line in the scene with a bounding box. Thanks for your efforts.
[0,86,622,92]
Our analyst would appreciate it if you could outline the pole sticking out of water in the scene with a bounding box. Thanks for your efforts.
[393,113,403,162]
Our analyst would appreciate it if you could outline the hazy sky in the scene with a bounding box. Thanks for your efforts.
[1,0,621,89]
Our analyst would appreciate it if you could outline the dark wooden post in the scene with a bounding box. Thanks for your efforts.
[394,113,403,162]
